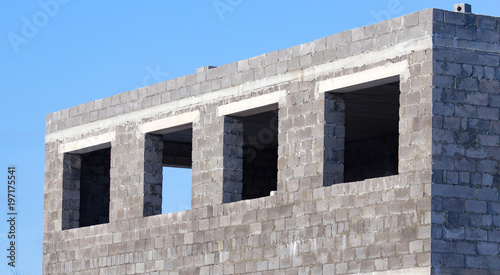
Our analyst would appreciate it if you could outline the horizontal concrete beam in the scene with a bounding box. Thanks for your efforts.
[59,132,114,154]
[217,91,284,117]
[140,111,199,134]
[317,61,406,94]
[365,267,430,275]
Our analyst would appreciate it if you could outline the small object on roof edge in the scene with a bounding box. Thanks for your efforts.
[454,3,472,13]
[196,66,217,73]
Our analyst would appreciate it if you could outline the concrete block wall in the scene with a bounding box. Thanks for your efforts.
[430,10,500,273]
[322,93,346,186]
[144,134,164,217]
[61,153,82,230]
[43,8,500,275]
[222,116,245,203]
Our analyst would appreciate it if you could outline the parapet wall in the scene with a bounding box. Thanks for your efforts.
[47,173,432,274]
[43,8,500,275]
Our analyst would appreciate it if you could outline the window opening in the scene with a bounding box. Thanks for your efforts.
[62,147,111,230]
[344,82,400,182]
[223,109,278,202]
[324,81,400,184]
[144,127,192,216]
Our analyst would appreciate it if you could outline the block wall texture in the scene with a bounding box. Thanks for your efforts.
[144,134,164,217]
[43,8,500,274]
[430,10,500,273]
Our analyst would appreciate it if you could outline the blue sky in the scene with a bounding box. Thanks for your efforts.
[0,1,499,274]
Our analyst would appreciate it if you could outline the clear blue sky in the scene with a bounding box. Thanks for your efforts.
[0,1,498,274]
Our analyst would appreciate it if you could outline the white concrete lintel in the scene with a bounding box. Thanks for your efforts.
[217,91,285,117]
[363,267,430,275]
[317,61,407,94]
[59,132,115,154]
[140,110,199,134]
[46,36,430,143]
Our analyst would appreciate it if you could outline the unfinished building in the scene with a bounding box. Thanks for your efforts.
[44,5,500,274]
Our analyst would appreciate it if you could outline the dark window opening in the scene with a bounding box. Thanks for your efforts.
[242,110,278,200]
[144,127,192,216]
[343,81,400,182]
[62,147,111,230]
[223,108,278,202]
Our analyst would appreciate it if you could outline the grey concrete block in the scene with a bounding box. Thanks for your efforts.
[443,227,465,240]
[466,228,488,241]
[465,255,488,268]
[477,242,498,255]
[478,29,500,44]
[455,26,477,41]
[432,240,453,252]
[351,27,365,42]
[441,253,465,268]
[433,75,455,88]
[479,54,500,67]
[466,92,489,106]
[488,256,500,270]
[454,186,474,199]
[434,48,455,62]
[465,200,487,213]
[476,188,499,201]
[454,241,476,255]
[488,202,500,214]
[478,107,499,120]
[418,9,434,23]
[477,160,497,173]
[479,135,499,146]
[455,50,478,64]
[336,44,349,59]
[443,198,465,212]
[404,12,420,27]
[454,158,477,172]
